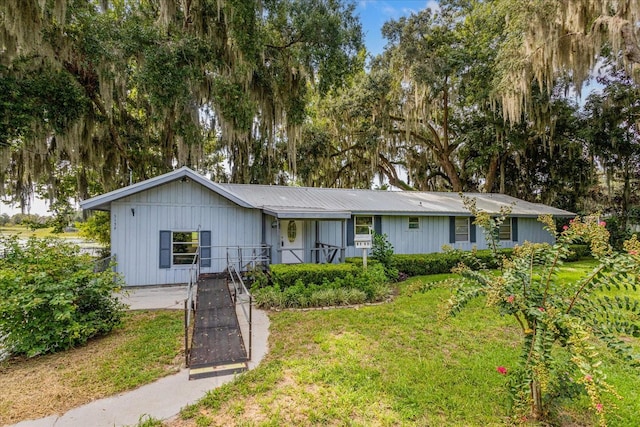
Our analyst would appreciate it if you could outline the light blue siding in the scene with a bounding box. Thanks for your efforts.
[111,180,261,286]
[341,216,554,257]
[110,178,556,286]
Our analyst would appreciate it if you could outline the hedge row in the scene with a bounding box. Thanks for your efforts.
[253,264,390,309]
[346,244,591,278]
[269,263,360,290]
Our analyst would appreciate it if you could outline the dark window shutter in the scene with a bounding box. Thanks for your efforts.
[470,216,477,243]
[159,230,171,269]
[512,217,518,241]
[374,216,382,235]
[200,230,211,267]
[347,217,354,246]
[449,216,456,244]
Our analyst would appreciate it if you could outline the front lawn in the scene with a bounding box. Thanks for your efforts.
[175,261,639,427]
[0,310,184,425]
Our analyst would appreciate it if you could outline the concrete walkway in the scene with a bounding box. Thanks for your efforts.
[11,286,270,427]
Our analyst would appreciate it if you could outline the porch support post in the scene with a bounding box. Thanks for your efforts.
[341,219,346,262]
[276,218,281,264]
[315,220,319,263]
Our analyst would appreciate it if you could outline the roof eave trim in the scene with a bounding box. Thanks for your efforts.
[80,167,254,210]
[263,208,351,219]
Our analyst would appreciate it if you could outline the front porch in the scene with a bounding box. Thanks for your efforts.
[264,208,350,266]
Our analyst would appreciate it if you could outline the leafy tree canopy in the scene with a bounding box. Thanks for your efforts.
[0,0,363,208]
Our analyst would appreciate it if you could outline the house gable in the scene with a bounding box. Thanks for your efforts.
[80,166,253,211]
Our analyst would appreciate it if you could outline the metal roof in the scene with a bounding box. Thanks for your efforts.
[80,167,254,211]
[80,167,574,218]
[220,183,575,218]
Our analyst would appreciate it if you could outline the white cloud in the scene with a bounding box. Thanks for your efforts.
[425,0,440,12]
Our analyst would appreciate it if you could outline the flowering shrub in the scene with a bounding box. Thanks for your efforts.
[446,203,640,425]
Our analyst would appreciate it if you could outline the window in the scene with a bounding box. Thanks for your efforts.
[172,231,199,265]
[355,216,373,235]
[287,220,297,242]
[408,216,420,229]
[455,217,469,242]
[499,218,512,241]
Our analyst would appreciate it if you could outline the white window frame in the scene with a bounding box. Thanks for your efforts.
[455,217,469,242]
[499,218,512,241]
[408,216,420,230]
[355,216,374,236]
[172,231,199,266]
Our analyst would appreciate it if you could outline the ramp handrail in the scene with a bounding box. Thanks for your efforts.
[227,261,253,360]
[93,254,116,273]
[184,247,200,367]
[226,244,271,273]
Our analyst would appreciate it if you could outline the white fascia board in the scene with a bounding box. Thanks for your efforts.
[80,167,254,211]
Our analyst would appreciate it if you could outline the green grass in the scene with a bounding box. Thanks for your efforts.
[68,310,185,391]
[0,225,80,239]
[1,310,184,425]
[178,260,639,427]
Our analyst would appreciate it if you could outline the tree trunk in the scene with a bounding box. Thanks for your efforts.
[530,379,543,420]
[621,162,631,231]
[438,154,463,192]
[484,153,500,192]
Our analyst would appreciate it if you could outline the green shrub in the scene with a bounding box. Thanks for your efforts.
[253,263,390,309]
[76,211,111,247]
[0,236,126,357]
[351,245,591,278]
[372,233,399,280]
[270,263,359,290]
[566,243,591,260]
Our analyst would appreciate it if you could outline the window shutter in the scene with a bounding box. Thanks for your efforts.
[347,217,354,246]
[449,216,456,244]
[374,216,382,235]
[200,230,211,268]
[470,216,477,243]
[159,230,171,269]
[512,217,518,241]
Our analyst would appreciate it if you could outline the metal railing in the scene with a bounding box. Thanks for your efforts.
[184,248,200,367]
[226,244,271,273]
[227,262,253,360]
[277,242,345,264]
[313,242,344,264]
[93,254,116,273]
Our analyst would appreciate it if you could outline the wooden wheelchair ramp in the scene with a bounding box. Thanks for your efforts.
[189,277,248,380]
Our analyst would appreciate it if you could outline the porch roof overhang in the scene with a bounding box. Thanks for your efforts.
[262,207,351,219]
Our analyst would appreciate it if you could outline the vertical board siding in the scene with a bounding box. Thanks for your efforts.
[341,216,554,258]
[110,179,557,287]
[112,180,261,286]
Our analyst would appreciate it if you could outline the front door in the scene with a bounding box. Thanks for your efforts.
[281,220,304,264]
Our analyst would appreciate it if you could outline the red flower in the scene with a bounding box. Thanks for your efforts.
[562,225,569,230]
[496,366,507,375]
[596,403,603,413]
[538,307,545,312]
[584,374,592,382]
[629,250,638,256]
[506,295,515,303]
[599,221,606,226]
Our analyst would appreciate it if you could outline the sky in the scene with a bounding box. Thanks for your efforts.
[3,0,437,217]
[355,0,439,57]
